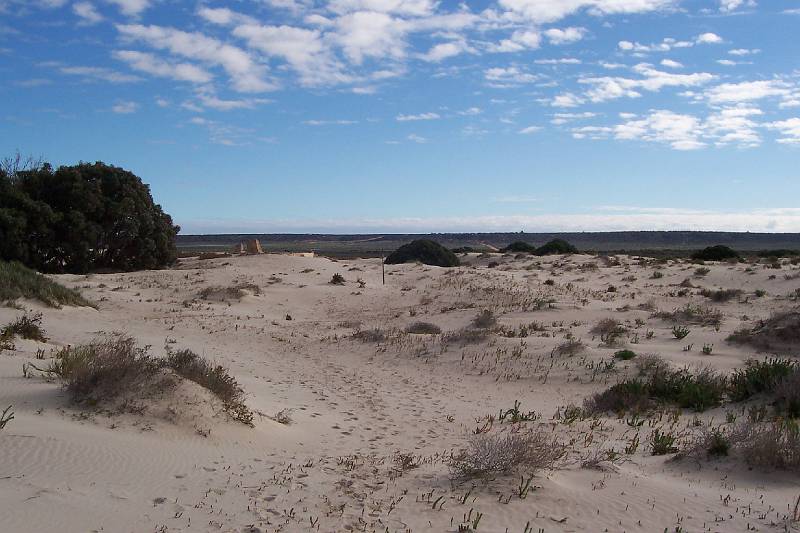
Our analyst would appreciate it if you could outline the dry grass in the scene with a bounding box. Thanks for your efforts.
[198,283,260,302]
[449,430,565,481]
[405,322,442,335]
[1,312,48,342]
[700,288,743,302]
[590,318,626,346]
[653,303,723,327]
[727,309,800,353]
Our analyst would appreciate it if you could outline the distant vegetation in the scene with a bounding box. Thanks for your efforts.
[691,245,739,261]
[384,239,460,267]
[0,154,179,273]
[502,238,578,256]
[0,261,92,307]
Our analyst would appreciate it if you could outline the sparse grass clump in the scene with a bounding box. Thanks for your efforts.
[591,318,626,346]
[654,303,722,327]
[352,328,387,343]
[329,273,345,285]
[553,337,585,357]
[614,349,637,360]
[405,321,441,335]
[199,283,260,301]
[449,430,565,481]
[0,260,92,308]
[0,405,13,430]
[1,312,48,342]
[472,309,497,329]
[728,358,799,402]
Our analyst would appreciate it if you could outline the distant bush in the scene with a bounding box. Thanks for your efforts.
[502,241,537,254]
[0,261,92,307]
[700,288,743,302]
[757,249,799,258]
[451,246,476,254]
[329,273,345,285]
[1,158,179,273]
[691,245,739,262]
[384,239,460,267]
[405,321,441,335]
[726,310,800,353]
[534,239,578,256]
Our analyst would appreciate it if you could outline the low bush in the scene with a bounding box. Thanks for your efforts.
[442,328,490,345]
[1,312,47,342]
[449,430,565,481]
[534,239,578,256]
[329,273,345,285]
[405,321,441,335]
[774,370,800,418]
[654,303,722,327]
[692,245,739,262]
[384,239,460,267]
[700,288,743,302]
[352,328,388,343]
[650,429,678,455]
[728,358,798,402]
[472,309,497,329]
[735,419,800,470]
[591,318,626,346]
[0,261,92,308]
[553,338,585,357]
[614,349,637,360]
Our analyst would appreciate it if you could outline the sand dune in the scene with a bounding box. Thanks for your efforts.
[1,252,799,532]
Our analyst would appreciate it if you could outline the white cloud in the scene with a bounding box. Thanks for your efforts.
[407,133,427,143]
[487,30,541,53]
[728,48,759,56]
[552,92,584,107]
[544,27,586,45]
[458,107,482,116]
[484,66,537,87]
[105,0,151,17]
[303,119,358,125]
[550,111,597,124]
[112,100,138,113]
[496,0,677,24]
[59,65,141,83]
[704,80,793,104]
[766,118,800,144]
[660,59,682,68]
[419,40,471,62]
[579,63,715,102]
[116,24,273,92]
[719,0,756,12]
[534,58,581,65]
[73,2,103,24]
[114,50,213,83]
[396,112,440,121]
[518,125,541,134]
[696,32,722,44]
[618,33,721,54]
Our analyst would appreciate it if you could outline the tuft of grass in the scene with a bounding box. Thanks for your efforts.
[591,318,626,347]
[449,430,565,481]
[405,321,441,335]
[352,328,387,343]
[472,309,497,329]
[198,283,260,301]
[654,303,722,327]
[700,288,743,303]
[0,405,13,430]
[329,273,345,285]
[728,358,798,402]
[0,260,93,308]
[614,349,637,360]
[1,312,48,342]
[672,325,691,339]
[650,429,678,455]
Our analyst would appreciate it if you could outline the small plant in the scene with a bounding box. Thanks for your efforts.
[754,289,767,298]
[405,322,442,335]
[706,429,730,457]
[650,429,678,455]
[329,273,345,285]
[591,318,626,347]
[728,358,798,402]
[498,400,539,423]
[694,267,711,277]
[651,271,664,279]
[700,288,743,303]
[672,325,690,340]
[1,312,48,342]
[614,349,637,361]
[701,343,713,355]
[472,309,497,329]
[0,405,13,430]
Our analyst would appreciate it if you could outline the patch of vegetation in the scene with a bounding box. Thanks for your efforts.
[442,328,490,345]
[553,337,585,357]
[0,261,93,307]
[700,288,743,302]
[726,310,800,353]
[384,239,460,267]
[1,312,47,342]
[653,303,722,327]
[650,429,678,455]
[672,325,690,339]
[692,245,739,262]
[0,405,13,431]
[614,349,637,360]
[472,309,497,329]
[329,273,346,285]
[591,318,626,346]
[198,283,260,301]
[449,430,565,481]
[38,337,253,425]
[352,328,388,343]
[405,321,442,335]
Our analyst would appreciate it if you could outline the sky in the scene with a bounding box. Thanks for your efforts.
[1,0,800,234]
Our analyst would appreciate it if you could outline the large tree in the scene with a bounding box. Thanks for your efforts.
[0,159,179,273]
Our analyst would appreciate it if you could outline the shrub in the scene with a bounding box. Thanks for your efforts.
[672,325,690,339]
[774,370,800,419]
[1,312,47,342]
[199,283,260,301]
[442,328,489,345]
[352,328,387,343]
[734,419,800,470]
[330,273,345,285]
[553,338,585,357]
[614,349,637,360]
[449,430,565,480]
[654,303,722,327]
[405,321,441,335]
[472,309,497,329]
[585,380,650,414]
[726,310,800,353]
[700,288,743,302]
[384,239,460,267]
[0,261,92,307]
[534,239,578,256]
[502,241,538,254]
[694,266,711,277]
[728,358,798,402]
[591,318,625,346]
[692,245,739,262]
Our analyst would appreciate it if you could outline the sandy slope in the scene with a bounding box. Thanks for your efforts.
[1,252,799,532]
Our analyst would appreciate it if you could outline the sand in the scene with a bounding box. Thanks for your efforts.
[1,252,799,532]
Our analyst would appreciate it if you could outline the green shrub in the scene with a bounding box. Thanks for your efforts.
[672,325,690,339]
[1,312,48,342]
[585,380,650,414]
[650,429,678,455]
[692,245,739,262]
[534,239,578,256]
[384,239,460,267]
[614,349,637,360]
[728,358,799,402]
[700,288,743,302]
[0,261,92,307]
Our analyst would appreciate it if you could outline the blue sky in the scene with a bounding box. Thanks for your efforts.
[1,0,799,233]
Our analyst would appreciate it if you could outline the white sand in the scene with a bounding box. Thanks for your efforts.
[1,252,799,532]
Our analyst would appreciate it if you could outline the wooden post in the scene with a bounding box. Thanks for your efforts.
[381,249,385,285]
